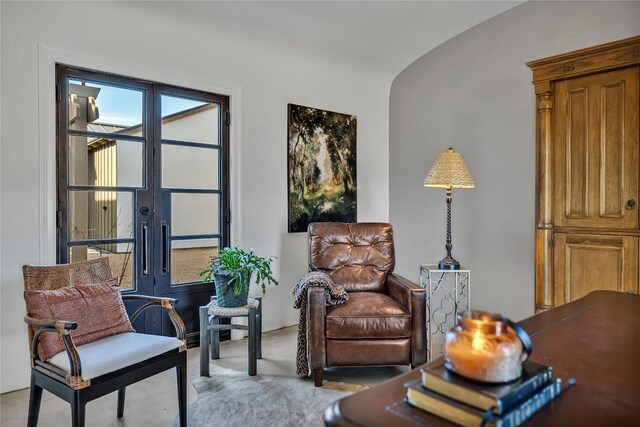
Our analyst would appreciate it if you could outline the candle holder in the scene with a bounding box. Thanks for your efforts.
[444,311,532,383]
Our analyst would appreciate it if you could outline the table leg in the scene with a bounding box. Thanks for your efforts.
[210,316,220,360]
[248,306,257,376]
[256,297,262,359]
[199,306,210,377]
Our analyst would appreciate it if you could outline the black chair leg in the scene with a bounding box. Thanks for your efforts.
[27,373,43,427]
[117,388,125,418]
[176,362,187,427]
[71,391,86,427]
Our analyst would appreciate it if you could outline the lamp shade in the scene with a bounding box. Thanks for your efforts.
[423,147,475,189]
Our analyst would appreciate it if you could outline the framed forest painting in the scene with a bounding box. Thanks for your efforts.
[287,104,357,233]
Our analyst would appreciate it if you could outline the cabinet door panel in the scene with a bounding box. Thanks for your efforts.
[554,67,639,229]
[553,233,638,307]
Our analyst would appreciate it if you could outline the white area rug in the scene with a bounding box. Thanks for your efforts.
[174,365,365,427]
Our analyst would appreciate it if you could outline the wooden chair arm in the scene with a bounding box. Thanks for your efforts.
[122,294,177,305]
[123,294,186,342]
[24,315,77,332]
[24,315,83,382]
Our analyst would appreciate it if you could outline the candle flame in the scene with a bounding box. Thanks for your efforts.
[471,329,487,353]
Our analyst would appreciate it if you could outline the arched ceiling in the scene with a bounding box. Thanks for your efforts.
[127,1,524,80]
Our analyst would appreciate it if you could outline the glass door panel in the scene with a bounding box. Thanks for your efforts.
[68,78,144,133]
[171,238,220,284]
[161,95,219,145]
[161,145,219,189]
[68,138,145,188]
[68,191,134,240]
[158,90,223,289]
[171,193,219,237]
[153,85,229,343]
[68,243,135,290]
[57,67,152,297]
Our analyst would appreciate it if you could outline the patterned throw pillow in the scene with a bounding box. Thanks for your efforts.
[24,278,134,361]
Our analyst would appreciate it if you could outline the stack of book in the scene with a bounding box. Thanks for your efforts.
[405,359,562,427]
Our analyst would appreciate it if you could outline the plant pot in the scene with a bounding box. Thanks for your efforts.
[214,272,250,307]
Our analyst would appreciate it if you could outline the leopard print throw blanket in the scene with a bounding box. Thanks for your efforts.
[292,271,348,377]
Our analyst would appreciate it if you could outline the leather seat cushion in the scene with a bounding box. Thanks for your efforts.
[48,332,183,380]
[326,292,411,339]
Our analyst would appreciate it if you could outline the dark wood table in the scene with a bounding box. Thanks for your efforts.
[325,291,640,426]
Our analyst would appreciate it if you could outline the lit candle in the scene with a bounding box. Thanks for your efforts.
[444,311,525,383]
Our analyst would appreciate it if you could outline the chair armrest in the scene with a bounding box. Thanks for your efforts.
[24,315,84,386]
[122,294,186,342]
[387,273,424,314]
[122,294,177,305]
[307,287,327,369]
[24,315,77,333]
[387,273,427,366]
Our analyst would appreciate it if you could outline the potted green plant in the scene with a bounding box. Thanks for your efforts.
[200,247,278,307]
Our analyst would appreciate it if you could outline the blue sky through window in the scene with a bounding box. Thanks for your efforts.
[69,79,206,128]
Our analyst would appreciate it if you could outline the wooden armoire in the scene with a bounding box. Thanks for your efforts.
[527,36,640,312]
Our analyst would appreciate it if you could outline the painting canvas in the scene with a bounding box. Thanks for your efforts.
[287,104,357,233]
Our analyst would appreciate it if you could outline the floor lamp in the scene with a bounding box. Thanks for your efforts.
[423,147,475,270]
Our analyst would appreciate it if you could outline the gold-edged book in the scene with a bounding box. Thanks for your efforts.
[421,359,552,415]
[406,379,563,427]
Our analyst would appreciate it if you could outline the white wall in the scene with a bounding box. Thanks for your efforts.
[389,1,640,321]
[0,1,390,392]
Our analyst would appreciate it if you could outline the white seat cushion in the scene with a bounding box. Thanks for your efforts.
[48,332,183,380]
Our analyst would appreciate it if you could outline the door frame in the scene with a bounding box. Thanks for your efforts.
[54,64,232,342]
[37,45,243,266]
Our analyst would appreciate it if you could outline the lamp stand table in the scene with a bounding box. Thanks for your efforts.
[419,264,470,362]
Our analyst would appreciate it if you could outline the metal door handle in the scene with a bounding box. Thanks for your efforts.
[626,199,636,210]
[161,222,170,275]
[141,222,149,276]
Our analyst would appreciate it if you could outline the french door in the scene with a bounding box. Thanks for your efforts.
[55,65,230,344]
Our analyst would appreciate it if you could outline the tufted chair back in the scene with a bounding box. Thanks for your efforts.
[308,222,395,292]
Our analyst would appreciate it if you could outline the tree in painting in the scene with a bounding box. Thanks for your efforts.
[288,104,357,232]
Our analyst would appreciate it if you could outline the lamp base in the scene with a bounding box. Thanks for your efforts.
[438,256,460,270]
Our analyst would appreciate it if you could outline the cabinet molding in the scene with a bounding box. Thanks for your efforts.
[527,36,640,313]
[527,36,640,89]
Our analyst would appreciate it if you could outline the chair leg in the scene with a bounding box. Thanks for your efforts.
[210,316,220,360]
[176,362,187,427]
[199,305,210,377]
[313,368,324,387]
[248,306,257,376]
[27,373,43,427]
[71,391,86,427]
[117,388,125,418]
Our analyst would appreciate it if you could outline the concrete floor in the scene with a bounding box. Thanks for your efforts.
[0,326,408,427]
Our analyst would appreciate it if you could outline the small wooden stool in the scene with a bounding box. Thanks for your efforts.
[199,296,262,377]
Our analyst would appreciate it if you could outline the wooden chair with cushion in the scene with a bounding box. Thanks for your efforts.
[306,222,427,386]
[22,258,187,427]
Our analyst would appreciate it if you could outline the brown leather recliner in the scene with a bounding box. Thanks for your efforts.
[307,222,427,386]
